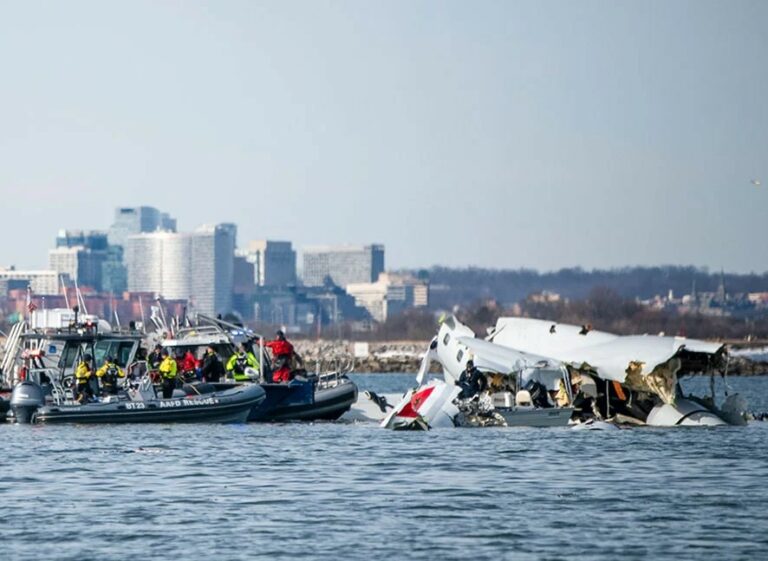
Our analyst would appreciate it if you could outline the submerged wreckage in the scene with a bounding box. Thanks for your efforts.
[382,316,748,430]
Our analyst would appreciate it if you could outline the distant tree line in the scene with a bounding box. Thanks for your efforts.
[343,286,768,342]
[414,266,768,309]
[456,287,768,341]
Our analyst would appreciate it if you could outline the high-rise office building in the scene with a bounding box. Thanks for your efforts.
[302,244,385,288]
[49,230,109,291]
[190,224,235,316]
[232,254,256,319]
[0,269,60,295]
[108,206,177,247]
[56,230,109,251]
[124,224,235,316]
[243,240,297,287]
[101,245,128,294]
[103,207,176,292]
[124,233,164,293]
[346,273,429,322]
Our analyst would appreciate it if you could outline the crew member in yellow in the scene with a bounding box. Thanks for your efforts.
[158,349,178,398]
[226,343,259,382]
[96,355,125,396]
[555,378,570,408]
[74,353,95,403]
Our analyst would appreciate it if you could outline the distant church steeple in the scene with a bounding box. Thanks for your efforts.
[691,277,698,305]
[716,269,727,304]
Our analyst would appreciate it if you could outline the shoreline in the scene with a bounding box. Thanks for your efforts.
[295,340,768,376]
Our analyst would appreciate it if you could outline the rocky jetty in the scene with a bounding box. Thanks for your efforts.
[292,339,768,375]
[727,356,768,376]
[294,340,436,373]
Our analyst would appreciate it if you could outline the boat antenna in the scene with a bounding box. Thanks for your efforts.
[156,297,173,337]
[74,279,89,315]
[60,275,71,310]
[138,294,147,334]
[109,291,115,327]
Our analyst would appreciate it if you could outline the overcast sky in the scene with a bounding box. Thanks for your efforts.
[0,0,765,273]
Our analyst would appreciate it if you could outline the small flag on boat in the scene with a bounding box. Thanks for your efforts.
[26,287,37,312]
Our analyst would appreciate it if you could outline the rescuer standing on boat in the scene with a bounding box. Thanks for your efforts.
[96,355,125,396]
[266,330,302,383]
[158,349,178,398]
[74,353,95,403]
[201,345,225,382]
[148,344,163,371]
[226,343,258,382]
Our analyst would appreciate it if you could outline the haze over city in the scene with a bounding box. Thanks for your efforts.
[1,1,766,272]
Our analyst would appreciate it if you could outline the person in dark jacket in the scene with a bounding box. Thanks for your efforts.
[200,346,225,383]
[148,344,163,371]
[458,360,484,399]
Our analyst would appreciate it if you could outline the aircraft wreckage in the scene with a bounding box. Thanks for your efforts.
[380,316,748,430]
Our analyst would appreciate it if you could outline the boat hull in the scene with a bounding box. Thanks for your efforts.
[495,406,574,427]
[185,376,358,422]
[29,384,265,424]
[256,379,358,422]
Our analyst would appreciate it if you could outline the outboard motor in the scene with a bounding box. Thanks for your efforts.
[10,381,45,424]
[524,380,551,409]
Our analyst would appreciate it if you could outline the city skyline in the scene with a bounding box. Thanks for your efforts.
[2,204,768,275]
[0,2,766,273]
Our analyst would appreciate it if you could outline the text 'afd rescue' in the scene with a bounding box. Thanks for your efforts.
[159,398,220,408]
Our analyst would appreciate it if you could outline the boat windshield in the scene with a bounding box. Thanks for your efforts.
[93,340,137,367]
[59,344,81,369]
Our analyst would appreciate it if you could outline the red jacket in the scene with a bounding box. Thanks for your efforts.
[266,339,294,358]
[177,352,199,372]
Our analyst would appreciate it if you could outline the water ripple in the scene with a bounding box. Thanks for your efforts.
[1,374,768,560]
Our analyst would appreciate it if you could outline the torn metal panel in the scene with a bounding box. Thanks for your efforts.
[491,317,726,382]
[624,358,680,405]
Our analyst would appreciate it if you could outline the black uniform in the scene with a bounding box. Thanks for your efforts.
[458,365,484,399]
[201,351,225,382]
[148,348,163,370]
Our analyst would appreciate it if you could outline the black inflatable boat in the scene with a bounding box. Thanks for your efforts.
[184,373,358,422]
[9,380,265,424]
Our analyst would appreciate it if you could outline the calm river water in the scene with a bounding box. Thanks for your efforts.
[2,373,768,561]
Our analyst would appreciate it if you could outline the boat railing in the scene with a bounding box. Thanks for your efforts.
[316,371,344,390]
[173,325,230,340]
[25,367,63,386]
[124,360,148,381]
[0,320,27,386]
[326,355,354,375]
[50,381,76,406]
[45,371,76,405]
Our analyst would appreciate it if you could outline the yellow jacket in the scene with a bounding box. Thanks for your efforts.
[96,362,125,380]
[555,379,570,407]
[159,356,178,379]
[75,362,93,381]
